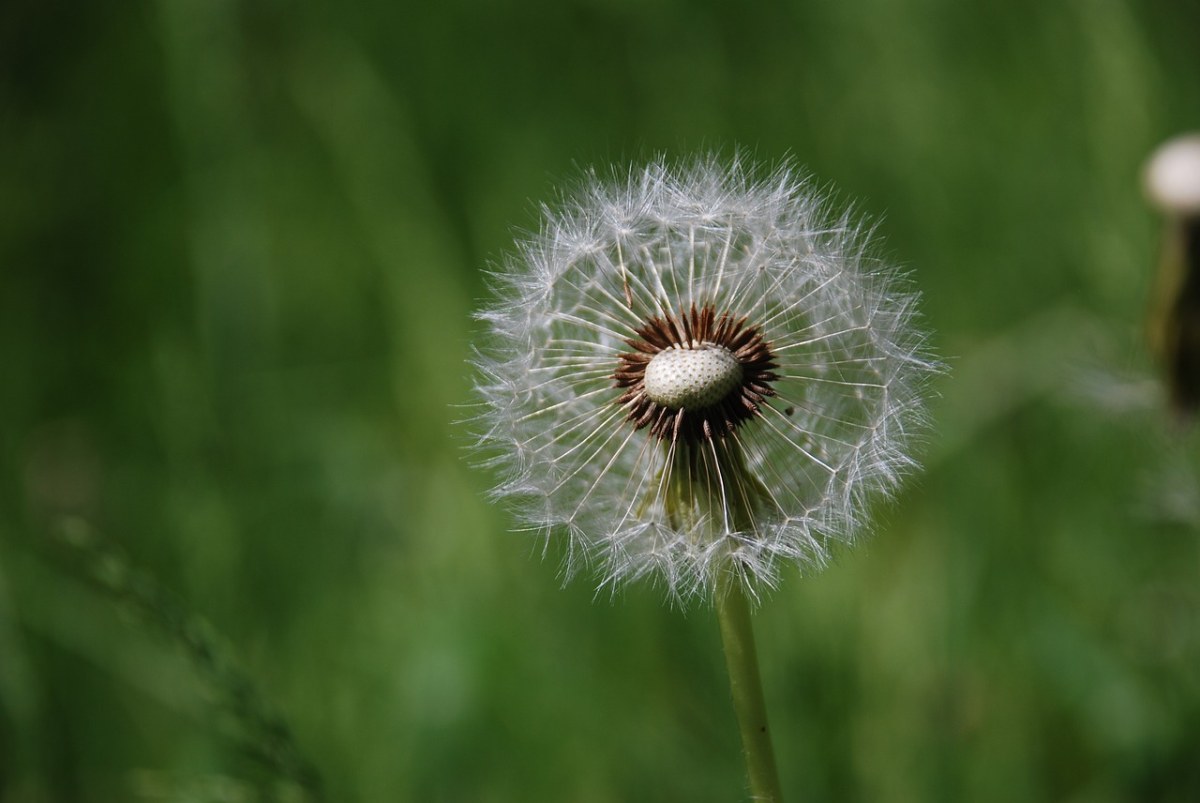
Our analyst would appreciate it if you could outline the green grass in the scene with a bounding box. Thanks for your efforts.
[2,0,1199,800]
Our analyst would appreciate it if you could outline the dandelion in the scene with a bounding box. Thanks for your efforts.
[474,154,936,601]
[1143,133,1200,416]
[472,154,937,801]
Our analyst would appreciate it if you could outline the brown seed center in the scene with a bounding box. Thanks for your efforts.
[613,304,779,443]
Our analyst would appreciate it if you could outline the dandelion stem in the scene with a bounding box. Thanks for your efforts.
[716,570,785,802]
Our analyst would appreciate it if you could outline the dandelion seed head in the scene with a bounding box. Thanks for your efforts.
[1145,133,1200,215]
[472,154,938,603]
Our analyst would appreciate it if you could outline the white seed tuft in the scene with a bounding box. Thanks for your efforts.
[644,345,743,410]
[471,153,940,604]
[1144,133,1200,215]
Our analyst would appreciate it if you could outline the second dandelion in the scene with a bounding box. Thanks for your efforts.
[475,155,936,602]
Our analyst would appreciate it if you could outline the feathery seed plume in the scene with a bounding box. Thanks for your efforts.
[473,154,937,602]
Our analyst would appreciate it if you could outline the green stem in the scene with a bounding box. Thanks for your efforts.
[660,437,785,800]
[716,571,784,803]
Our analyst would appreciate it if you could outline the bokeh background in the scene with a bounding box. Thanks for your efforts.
[3,0,1199,800]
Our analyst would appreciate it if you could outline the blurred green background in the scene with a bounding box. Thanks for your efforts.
[2,0,1199,800]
